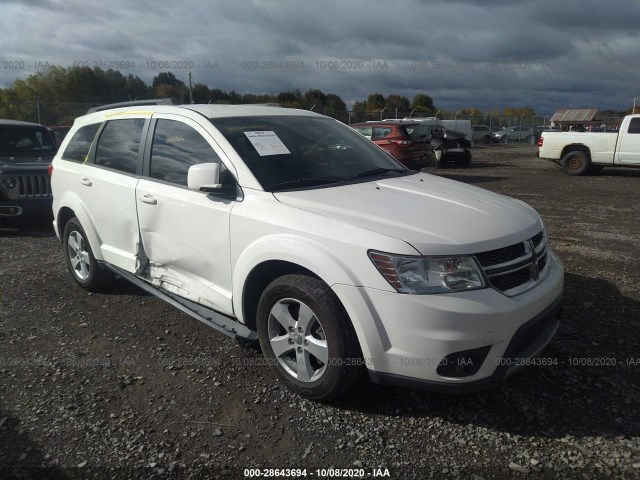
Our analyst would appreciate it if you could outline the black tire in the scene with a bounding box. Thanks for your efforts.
[456,149,472,167]
[62,217,113,291]
[561,151,591,176]
[256,274,363,401]
[525,135,532,143]
[482,135,490,144]
[502,135,509,144]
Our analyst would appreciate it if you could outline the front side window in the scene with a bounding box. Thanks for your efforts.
[150,119,223,186]
[62,123,100,162]
[94,119,145,174]
[210,116,408,192]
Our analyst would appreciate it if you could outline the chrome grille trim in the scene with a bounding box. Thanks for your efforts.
[474,230,549,297]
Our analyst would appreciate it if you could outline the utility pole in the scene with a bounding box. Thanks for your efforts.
[634,96,638,114]
[188,72,194,104]
[36,97,41,124]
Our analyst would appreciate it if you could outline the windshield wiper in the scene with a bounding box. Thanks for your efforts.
[344,167,406,181]
[268,176,341,191]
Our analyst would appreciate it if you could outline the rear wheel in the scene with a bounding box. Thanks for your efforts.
[524,135,532,143]
[256,274,363,401]
[482,135,490,144]
[561,151,591,176]
[63,217,113,291]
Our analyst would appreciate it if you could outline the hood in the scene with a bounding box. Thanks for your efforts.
[443,129,466,140]
[273,173,541,255]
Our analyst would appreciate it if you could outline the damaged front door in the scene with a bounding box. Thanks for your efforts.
[136,116,237,315]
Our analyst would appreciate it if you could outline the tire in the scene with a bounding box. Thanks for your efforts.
[502,135,509,144]
[560,151,591,176]
[256,274,363,401]
[456,150,472,167]
[62,217,113,291]
[525,135,532,143]
[482,135,490,144]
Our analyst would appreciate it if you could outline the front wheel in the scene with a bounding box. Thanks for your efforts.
[456,150,472,167]
[561,151,591,176]
[63,217,113,291]
[256,274,363,401]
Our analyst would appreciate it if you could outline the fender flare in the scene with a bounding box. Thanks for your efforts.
[56,192,104,261]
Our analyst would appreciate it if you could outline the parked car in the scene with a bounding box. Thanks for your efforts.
[51,100,564,401]
[425,124,473,168]
[472,125,492,144]
[538,114,640,175]
[0,119,56,226]
[48,125,72,146]
[492,126,534,144]
[350,120,433,169]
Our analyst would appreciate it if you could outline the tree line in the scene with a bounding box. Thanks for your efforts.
[0,65,561,126]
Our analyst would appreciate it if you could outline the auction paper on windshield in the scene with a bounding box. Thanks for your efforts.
[244,131,291,156]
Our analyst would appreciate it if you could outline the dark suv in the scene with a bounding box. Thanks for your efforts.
[0,120,56,224]
[350,120,432,169]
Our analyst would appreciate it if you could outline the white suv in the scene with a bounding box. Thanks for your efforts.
[51,101,564,400]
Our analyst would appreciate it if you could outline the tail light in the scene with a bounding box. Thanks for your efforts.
[389,139,413,146]
[48,163,53,177]
[537,136,544,147]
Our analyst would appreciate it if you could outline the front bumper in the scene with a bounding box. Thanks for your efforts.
[0,197,52,218]
[333,249,564,391]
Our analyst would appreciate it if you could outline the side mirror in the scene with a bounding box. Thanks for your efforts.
[187,163,222,192]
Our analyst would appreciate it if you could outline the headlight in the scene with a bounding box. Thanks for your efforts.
[369,251,486,294]
[0,176,18,190]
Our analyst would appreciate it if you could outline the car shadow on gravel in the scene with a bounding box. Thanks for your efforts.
[0,221,55,238]
[595,168,640,177]
[334,272,640,441]
[0,410,66,479]
[436,174,508,184]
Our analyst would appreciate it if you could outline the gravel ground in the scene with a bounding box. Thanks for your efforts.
[1,144,639,479]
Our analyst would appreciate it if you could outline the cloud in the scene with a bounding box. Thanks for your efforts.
[0,0,638,115]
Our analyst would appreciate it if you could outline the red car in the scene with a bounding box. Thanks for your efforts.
[351,120,433,169]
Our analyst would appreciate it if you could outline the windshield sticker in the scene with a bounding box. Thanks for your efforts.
[244,131,291,156]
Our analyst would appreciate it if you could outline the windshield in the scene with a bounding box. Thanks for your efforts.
[0,127,56,161]
[209,115,409,191]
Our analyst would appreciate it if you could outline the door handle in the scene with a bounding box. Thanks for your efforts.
[79,178,92,186]
[138,194,157,205]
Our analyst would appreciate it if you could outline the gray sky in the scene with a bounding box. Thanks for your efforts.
[1,0,639,115]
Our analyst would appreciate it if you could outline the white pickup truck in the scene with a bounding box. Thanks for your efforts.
[538,114,640,175]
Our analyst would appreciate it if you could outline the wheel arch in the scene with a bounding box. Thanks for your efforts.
[54,194,104,261]
[560,144,591,160]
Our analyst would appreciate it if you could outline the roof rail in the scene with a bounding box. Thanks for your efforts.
[87,98,173,114]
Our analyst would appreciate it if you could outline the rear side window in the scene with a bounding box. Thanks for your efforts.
[352,126,372,139]
[628,118,640,134]
[94,119,145,174]
[372,127,393,139]
[62,124,100,162]
[150,119,222,186]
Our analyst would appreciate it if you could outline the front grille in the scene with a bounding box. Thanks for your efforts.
[18,174,51,198]
[474,230,549,296]
[475,242,526,268]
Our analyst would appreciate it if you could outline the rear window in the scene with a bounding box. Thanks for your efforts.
[62,123,100,162]
[628,118,640,134]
